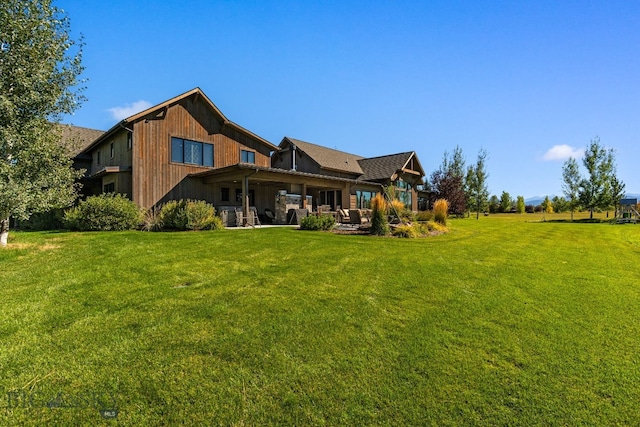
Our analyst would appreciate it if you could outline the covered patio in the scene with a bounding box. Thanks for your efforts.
[191,164,382,226]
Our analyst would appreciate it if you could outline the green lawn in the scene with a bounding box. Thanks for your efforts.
[1,215,639,426]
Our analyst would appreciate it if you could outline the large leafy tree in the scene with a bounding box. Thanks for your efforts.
[499,191,512,213]
[0,0,85,246]
[578,137,616,219]
[466,149,489,220]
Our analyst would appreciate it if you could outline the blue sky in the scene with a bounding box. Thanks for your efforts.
[60,0,639,199]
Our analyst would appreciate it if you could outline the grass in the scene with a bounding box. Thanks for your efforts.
[0,214,639,425]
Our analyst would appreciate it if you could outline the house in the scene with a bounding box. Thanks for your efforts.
[73,88,426,224]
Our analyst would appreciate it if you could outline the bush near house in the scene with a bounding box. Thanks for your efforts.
[300,214,336,231]
[64,193,143,231]
[17,209,66,230]
[156,200,223,231]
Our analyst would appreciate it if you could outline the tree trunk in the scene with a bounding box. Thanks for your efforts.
[0,217,9,247]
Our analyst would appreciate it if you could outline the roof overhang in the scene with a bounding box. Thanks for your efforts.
[191,164,382,190]
[88,166,131,179]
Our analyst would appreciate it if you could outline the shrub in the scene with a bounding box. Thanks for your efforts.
[416,210,434,222]
[184,200,222,230]
[392,224,418,238]
[157,200,223,231]
[300,214,335,231]
[388,199,404,216]
[434,199,449,225]
[64,193,143,231]
[18,209,65,230]
[370,193,389,236]
[157,200,188,230]
[141,206,163,232]
[426,221,448,233]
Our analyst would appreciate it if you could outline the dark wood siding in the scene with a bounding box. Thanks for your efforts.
[131,94,271,209]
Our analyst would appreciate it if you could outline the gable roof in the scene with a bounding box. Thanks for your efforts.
[58,124,105,156]
[358,152,420,181]
[281,137,365,175]
[79,87,277,155]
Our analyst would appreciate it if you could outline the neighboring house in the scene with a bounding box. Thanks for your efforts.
[72,88,426,224]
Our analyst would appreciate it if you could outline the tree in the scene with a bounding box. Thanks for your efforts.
[562,157,581,221]
[551,196,568,213]
[430,146,466,215]
[541,196,554,214]
[499,191,512,213]
[488,195,499,214]
[578,137,614,219]
[430,169,466,215]
[466,149,489,220]
[609,172,625,218]
[516,196,525,214]
[0,0,85,246]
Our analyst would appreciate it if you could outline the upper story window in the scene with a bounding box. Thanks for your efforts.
[127,133,132,150]
[171,137,214,167]
[110,142,114,158]
[240,150,255,164]
[97,150,101,165]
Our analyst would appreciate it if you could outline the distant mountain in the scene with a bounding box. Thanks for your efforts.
[525,196,552,206]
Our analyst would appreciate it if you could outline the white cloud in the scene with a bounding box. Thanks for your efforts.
[107,100,153,121]
[542,144,584,161]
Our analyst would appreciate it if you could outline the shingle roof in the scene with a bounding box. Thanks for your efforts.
[59,124,105,156]
[283,137,365,175]
[358,152,415,181]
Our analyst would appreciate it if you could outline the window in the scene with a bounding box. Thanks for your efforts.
[221,187,230,202]
[171,137,213,167]
[241,150,255,164]
[127,133,132,150]
[356,190,377,209]
[97,150,101,165]
[110,142,114,158]
[103,182,115,193]
[395,179,412,208]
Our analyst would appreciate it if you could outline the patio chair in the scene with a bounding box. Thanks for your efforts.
[349,209,362,224]
[338,208,350,223]
[264,208,275,224]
